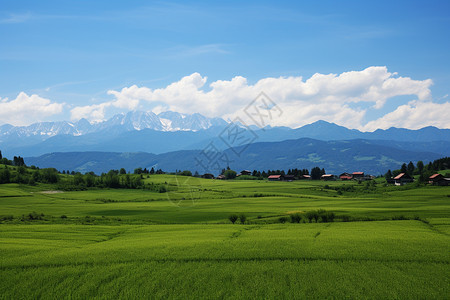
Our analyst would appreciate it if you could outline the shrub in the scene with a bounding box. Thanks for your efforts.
[1,215,13,221]
[305,211,315,223]
[290,213,302,223]
[392,215,408,220]
[278,216,289,223]
[320,211,335,223]
[239,214,247,224]
[228,214,238,224]
[27,211,44,220]
[341,215,351,222]
[60,215,67,219]
[158,185,167,193]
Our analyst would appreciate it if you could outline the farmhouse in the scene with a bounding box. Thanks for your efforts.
[393,173,414,186]
[321,174,335,181]
[339,172,353,180]
[268,175,282,181]
[299,174,311,180]
[428,174,450,186]
[216,174,225,180]
[202,173,215,179]
[239,170,252,176]
[283,175,295,182]
[352,172,364,179]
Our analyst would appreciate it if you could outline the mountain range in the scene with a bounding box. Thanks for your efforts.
[1,111,450,158]
[1,110,449,175]
[25,138,445,175]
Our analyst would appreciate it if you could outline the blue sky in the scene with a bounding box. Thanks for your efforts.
[0,0,449,130]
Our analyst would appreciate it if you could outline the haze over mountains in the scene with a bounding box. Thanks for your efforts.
[1,110,449,175]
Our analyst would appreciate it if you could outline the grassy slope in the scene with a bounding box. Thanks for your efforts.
[1,222,449,298]
[0,174,449,298]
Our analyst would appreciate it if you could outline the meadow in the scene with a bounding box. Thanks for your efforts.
[1,173,449,299]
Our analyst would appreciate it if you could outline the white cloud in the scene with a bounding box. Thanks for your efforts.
[80,66,435,129]
[0,92,64,126]
[70,102,111,122]
[362,101,450,131]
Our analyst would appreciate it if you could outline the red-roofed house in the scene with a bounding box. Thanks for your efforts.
[339,172,353,180]
[428,174,450,186]
[394,173,414,186]
[268,175,282,181]
[352,172,364,179]
[321,174,335,181]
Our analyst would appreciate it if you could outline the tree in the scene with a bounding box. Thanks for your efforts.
[179,170,192,176]
[41,168,59,183]
[385,169,392,180]
[417,161,424,175]
[73,173,85,186]
[239,214,247,224]
[407,161,415,175]
[400,163,408,174]
[224,169,237,179]
[228,214,238,224]
[305,211,315,223]
[0,168,10,184]
[13,156,25,167]
[290,213,302,223]
[0,150,2,160]
[119,168,126,175]
[310,167,322,180]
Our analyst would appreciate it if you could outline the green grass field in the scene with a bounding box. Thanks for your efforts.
[1,174,449,299]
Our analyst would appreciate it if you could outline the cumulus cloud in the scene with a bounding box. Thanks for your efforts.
[74,66,435,129]
[64,66,448,130]
[69,102,111,123]
[362,101,450,131]
[0,92,64,126]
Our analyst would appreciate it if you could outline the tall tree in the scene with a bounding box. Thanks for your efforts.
[400,163,408,174]
[417,161,424,174]
[310,167,322,180]
[407,161,415,175]
[385,169,392,180]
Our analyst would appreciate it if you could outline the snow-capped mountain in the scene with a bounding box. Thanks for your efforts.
[0,111,228,141]
[158,111,227,131]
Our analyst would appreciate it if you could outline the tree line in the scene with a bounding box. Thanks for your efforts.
[385,157,450,182]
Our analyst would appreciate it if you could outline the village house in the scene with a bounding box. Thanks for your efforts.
[393,173,414,186]
[216,174,225,180]
[339,172,353,180]
[239,170,252,176]
[321,174,335,181]
[298,174,311,180]
[268,175,283,181]
[202,173,215,179]
[283,175,295,182]
[428,174,450,186]
[352,172,364,179]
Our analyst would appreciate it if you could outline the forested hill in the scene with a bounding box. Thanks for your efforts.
[25,138,445,175]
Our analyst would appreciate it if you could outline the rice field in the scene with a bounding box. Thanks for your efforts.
[0,175,449,299]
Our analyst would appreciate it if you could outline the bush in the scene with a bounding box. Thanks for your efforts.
[341,215,351,222]
[239,214,247,224]
[60,215,67,219]
[27,211,44,220]
[228,214,238,224]
[320,211,335,223]
[1,215,13,221]
[278,216,289,223]
[290,213,302,223]
[224,170,237,179]
[158,185,168,193]
[392,215,408,220]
